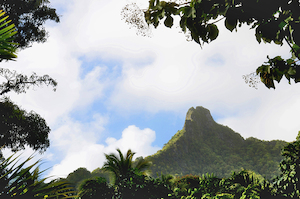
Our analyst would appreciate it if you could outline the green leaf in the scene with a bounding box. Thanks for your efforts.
[185,7,196,18]
[164,15,173,28]
[160,1,166,7]
[149,0,155,8]
[191,31,200,44]
[180,17,187,32]
[273,69,283,83]
[158,9,165,19]
[0,10,18,61]
[278,21,287,30]
[225,17,237,32]
[191,7,196,18]
[153,14,159,28]
[207,24,219,41]
[0,10,5,17]
[255,32,262,43]
[292,44,300,54]
[287,67,296,75]
[274,40,283,45]
[0,15,9,24]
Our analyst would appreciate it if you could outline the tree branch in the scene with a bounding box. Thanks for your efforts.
[0,68,57,95]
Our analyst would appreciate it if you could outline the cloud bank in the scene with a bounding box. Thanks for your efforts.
[48,123,160,178]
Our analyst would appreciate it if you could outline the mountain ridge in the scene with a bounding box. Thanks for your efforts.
[146,106,287,179]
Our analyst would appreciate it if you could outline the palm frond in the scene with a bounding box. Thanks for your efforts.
[0,153,76,198]
[135,158,152,170]
[102,148,152,184]
[0,10,18,61]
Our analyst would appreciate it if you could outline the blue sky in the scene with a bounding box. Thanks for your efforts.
[2,0,300,179]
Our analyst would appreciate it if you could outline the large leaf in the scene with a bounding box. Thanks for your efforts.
[0,10,18,61]
[164,15,174,28]
[0,153,76,198]
[207,24,219,41]
[225,17,237,32]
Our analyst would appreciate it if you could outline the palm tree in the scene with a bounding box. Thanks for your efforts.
[102,149,152,184]
[0,10,18,61]
[160,173,174,190]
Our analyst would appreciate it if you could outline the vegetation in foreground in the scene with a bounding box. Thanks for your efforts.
[50,132,300,199]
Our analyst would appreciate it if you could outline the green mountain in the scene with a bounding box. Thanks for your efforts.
[146,106,287,179]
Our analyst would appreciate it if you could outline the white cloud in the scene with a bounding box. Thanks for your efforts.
[104,125,160,158]
[47,124,160,179]
[46,114,107,178]
[217,83,300,142]
[2,38,109,126]
[48,144,106,179]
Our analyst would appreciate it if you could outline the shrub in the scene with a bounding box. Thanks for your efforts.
[78,177,113,199]
[114,169,171,199]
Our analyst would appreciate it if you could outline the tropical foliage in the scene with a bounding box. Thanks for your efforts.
[78,177,114,199]
[0,10,17,61]
[102,148,152,183]
[122,0,300,89]
[59,130,300,199]
[67,161,299,199]
[0,153,75,198]
[0,97,51,152]
[66,168,93,189]
[0,0,60,49]
[274,131,300,198]
[0,5,56,154]
[65,167,110,190]
[114,169,171,199]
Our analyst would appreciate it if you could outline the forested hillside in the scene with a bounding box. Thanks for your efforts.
[146,106,287,179]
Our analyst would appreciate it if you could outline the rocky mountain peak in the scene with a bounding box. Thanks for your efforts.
[185,106,214,122]
[184,106,215,134]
